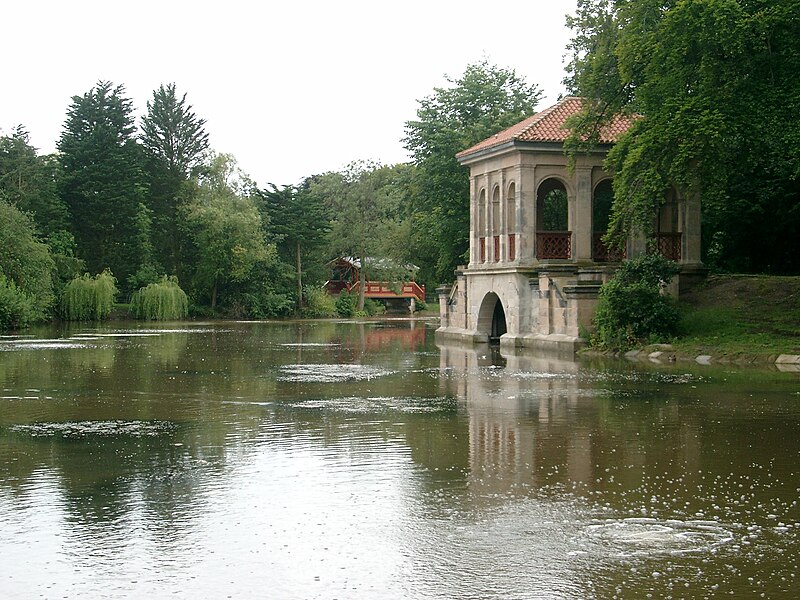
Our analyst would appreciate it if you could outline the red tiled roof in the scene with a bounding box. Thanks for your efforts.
[456,96,634,159]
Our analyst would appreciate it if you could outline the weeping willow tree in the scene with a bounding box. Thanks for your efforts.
[130,275,188,320]
[61,269,118,321]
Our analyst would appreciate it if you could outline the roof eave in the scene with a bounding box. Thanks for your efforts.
[457,139,616,166]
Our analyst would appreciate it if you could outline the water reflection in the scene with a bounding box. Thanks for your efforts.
[436,342,800,598]
[0,321,798,598]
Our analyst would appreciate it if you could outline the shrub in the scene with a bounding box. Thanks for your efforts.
[363,298,385,316]
[414,299,427,313]
[130,276,189,321]
[0,275,37,330]
[335,290,357,317]
[0,200,56,327]
[61,269,118,321]
[301,286,337,318]
[591,254,680,351]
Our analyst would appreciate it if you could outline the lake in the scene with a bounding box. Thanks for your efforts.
[1,319,798,598]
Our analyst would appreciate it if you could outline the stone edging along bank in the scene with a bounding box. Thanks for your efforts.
[611,345,800,372]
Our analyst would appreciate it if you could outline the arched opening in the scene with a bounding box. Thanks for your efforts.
[477,292,507,344]
[507,182,517,261]
[491,300,507,341]
[592,179,623,261]
[536,178,570,259]
[657,187,681,261]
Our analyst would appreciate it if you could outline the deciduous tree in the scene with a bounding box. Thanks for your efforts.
[0,199,56,328]
[184,154,274,311]
[257,182,329,310]
[403,60,542,284]
[565,0,800,273]
[310,162,411,310]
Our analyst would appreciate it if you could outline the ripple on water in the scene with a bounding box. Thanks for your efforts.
[278,363,396,383]
[278,343,342,348]
[9,420,176,438]
[583,517,735,557]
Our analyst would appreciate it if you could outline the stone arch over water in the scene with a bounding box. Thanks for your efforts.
[477,292,507,342]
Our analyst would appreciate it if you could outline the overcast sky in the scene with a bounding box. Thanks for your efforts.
[3,0,578,188]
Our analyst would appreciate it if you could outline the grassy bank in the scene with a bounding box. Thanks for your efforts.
[672,275,800,360]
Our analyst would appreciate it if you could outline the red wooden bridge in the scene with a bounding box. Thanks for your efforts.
[324,258,425,302]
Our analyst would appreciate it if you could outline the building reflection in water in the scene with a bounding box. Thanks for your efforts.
[437,342,598,497]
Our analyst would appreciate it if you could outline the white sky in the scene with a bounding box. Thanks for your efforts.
[3,0,577,188]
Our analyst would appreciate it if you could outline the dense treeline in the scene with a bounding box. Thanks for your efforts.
[3,1,799,331]
[0,62,540,328]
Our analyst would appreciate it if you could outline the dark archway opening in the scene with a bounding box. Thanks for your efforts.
[490,299,507,343]
[536,178,571,259]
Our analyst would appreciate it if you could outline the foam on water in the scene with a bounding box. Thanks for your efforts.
[9,420,176,438]
[0,339,94,351]
[287,395,456,414]
[583,517,735,556]
[279,343,341,348]
[278,363,396,383]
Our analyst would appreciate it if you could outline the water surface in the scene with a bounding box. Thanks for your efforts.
[1,320,798,598]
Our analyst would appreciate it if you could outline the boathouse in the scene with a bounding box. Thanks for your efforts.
[436,96,705,353]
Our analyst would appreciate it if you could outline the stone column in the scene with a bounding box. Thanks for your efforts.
[573,167,593,262]
[436,285,451,327]
[683,191,702,266]
[468,176,477,267]
[499,170,506,262]
[519,165,536,262]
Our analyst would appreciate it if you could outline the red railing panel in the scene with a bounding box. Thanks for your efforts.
[508,234,516,261]
[536,231,571,259]
[479,237,486,263]
[593,233,626,262]
[493,236,500,262]
[657,233,682,262]
[346,280,425,302]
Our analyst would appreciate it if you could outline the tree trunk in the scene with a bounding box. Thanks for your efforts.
[296,241,303,310]
[211,277,218,311]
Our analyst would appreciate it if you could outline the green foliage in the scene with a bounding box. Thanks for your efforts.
[591,254,680,351]
[362,298,385,316]
[0,275,37,330]
[403,60,542,284]
[565,0,800,272]
[0,199,55,328]
[0,127,70,237]
[127,263,162,292]
[301,286,337,318]
[541,189,569,231]
[335,291,357,318]
[414,299,427,313]
[45,230,85,289]
[310,162,414,310]
[183,153,275,311]
[61,269,118,321]
[141,83,209,275]
[130,275,188,321]
[58,81,149,290]
[233,289,295,319]
[141,83,210,177]
[257,182,330,311]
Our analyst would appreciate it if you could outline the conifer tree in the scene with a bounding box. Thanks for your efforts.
[58,81,149,289]
[140,83,210,276]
